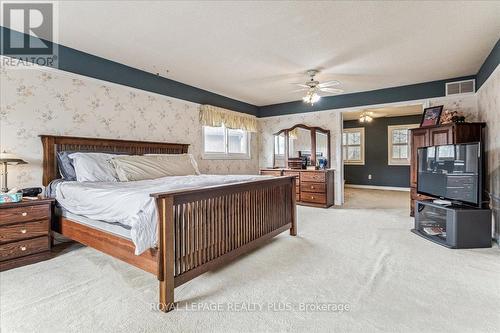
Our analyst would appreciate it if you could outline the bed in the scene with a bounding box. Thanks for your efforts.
[40,135,297,312]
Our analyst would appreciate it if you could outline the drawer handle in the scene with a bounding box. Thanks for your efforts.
[311,196,315,199]
[21,212,27,217]
[20,229,27,234]
[311,186,315,189]
[20,246,27,251]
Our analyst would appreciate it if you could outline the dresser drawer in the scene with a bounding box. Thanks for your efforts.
[260,170,282,177]
[283,171,300,178]
[0,236,49,262]
[0,204,50,225]
[301,182,326,193]
[301,172,325,183]
[300,192,326,204]
[0,220,49,244]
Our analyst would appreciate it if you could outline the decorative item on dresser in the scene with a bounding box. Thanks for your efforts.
[408,122,485,216]
[0,198,54,271]
[261,169,335,208]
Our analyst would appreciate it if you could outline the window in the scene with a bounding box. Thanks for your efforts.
[203,125,250,159]
[342,128,365,165]
[387,124,419,165]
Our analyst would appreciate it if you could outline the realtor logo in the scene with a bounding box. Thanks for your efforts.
[1,1,58,68]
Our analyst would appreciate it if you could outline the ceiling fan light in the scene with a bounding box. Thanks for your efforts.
[311,93,321,104]
[302,92,321,105]
[359,112,373,123]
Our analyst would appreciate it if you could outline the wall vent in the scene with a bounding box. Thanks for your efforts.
[445,79,475,96]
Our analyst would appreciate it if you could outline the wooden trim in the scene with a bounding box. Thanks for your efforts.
[39,135,189,186]
[155,176,296,311]
[58,218,158,274]
[290,177,297,236]
[41,135,296,313]
[157,196,175,312]
[174,223,291,287]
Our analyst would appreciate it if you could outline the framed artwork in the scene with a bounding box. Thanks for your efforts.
[419,105,443,127]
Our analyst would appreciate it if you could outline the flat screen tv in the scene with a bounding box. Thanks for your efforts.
[417,142,482,206]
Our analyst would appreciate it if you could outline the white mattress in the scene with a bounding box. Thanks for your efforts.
[62,210,132,240]
[55,174,268,255]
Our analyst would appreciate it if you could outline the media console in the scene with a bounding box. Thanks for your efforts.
[411,200,491,249]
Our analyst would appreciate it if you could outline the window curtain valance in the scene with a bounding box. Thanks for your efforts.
[199,105,257,132]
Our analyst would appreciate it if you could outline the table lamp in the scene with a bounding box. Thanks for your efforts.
[0,151,27,193]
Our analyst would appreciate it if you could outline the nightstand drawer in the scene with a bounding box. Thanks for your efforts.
[0,220,49,243]
[0,204,50,225]
[300,192,326,204]
[0,236,49,262]
[300,182,326,193]
[300,172,325,183]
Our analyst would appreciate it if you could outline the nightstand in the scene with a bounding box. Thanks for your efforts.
[0,198,54,271]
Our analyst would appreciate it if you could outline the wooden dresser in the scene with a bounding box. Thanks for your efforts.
[0,198,54,271]
[260,169,335,208]
[409,123,485,216]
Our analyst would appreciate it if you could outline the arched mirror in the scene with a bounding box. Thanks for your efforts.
[273,124,330,169]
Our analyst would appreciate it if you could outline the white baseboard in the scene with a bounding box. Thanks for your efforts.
[345,184,410,192]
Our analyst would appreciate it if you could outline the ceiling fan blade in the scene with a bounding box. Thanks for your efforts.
[291,88,309,93]
[318,80,341,88]
[320,87,344,94]
[290,83,310,88]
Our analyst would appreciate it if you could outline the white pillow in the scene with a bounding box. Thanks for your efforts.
[69,152,119,182]
[111,154,200,181]
[144,154,201,175]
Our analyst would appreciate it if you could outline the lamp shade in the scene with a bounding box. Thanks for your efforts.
[0,151,27,164]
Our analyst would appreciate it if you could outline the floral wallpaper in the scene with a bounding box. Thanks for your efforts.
[0,61,260,189]
[477,65,500,243]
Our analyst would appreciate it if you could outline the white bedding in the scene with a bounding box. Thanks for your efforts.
[55,174,267,255]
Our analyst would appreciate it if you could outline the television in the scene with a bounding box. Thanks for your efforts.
[417,142,482,206]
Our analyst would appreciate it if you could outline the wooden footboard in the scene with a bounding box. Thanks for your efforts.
[151,176,297,312]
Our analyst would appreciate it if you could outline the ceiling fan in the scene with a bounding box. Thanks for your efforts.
[292,69,344,105]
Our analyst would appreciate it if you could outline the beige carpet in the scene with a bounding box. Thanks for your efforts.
[1,189,499,333]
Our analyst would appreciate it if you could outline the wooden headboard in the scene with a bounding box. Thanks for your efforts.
[40,135,190,186]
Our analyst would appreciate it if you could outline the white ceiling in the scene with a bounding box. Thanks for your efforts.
[34,1,500,105]
[342,104,423,121]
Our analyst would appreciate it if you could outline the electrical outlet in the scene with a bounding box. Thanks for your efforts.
[368,174,372,180]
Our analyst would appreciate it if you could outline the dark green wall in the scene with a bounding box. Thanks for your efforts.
[0,26,259,115]
[476,38,500,89]
[2,26,498,118]
[343,115,422,188]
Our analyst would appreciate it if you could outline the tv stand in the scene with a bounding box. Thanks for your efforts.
[412,200,491,249]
